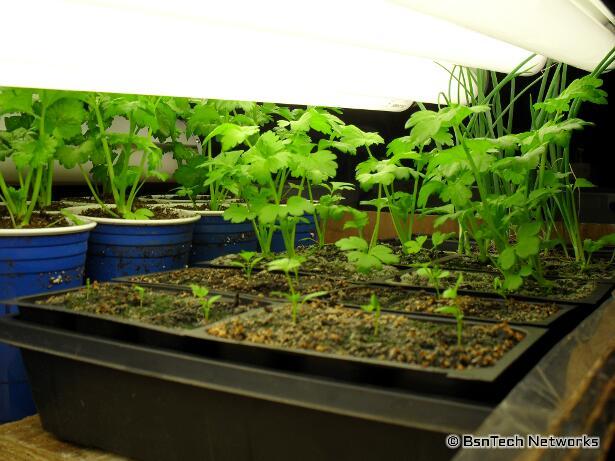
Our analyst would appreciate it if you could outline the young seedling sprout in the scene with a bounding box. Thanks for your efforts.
[133,285,146,309]
[230,251,264,280]
[85,278,91,301]
[403,235,427,256]
[267,257,327,323]
[436,274,464,347]
[442,274,463,300]
[430,231,456,253]
[190,284,221,322]
[360,293,382,336]
[415,263,450,297]
[435,305,464,347]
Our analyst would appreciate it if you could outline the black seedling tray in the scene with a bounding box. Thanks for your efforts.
[337,297,577,330]
[0,315,491,461]
[374,268,615,306]
[10,286,544,404]
[113,265,350,293]
[185,307,545,403]
[12,284,271,356]
[115,267,578,330]
[194,252,458,272]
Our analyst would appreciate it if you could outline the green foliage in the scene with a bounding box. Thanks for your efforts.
[431,231,455,251]
[190,284,221,321]
[0,88,89,227]
[60,209,85,226]
[267,257,327,323]
[335,236,399,273]
[583,233,615,269]
[133,285,146,309]
[73,93,188,219]
[416,264,450,297]
[313,182,354,247]
[342,207,369,239]
[434,305,464,347]
[230,251,264,279]
[533,76,607,114]
[360,293,382,336]
[404,235,427,255]
[442,274,464,299]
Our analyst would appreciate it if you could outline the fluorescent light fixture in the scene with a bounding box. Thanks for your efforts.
[103,0,544,74]
[0,1,543,110]
[398,0,615,72]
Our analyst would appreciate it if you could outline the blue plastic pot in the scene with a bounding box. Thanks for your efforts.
[67,206,200,282]
[0,220,96,423]
[270,214,316,253]
[190,212,257,265]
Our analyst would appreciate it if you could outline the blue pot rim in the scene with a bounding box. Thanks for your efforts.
[0,220,96,237]
[65,205,200,226]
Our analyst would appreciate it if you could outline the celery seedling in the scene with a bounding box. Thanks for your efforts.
[230,251,263,279]
[268,257,327,323]
[360,293,382,336]
[85,278,91,301]
[404,235,427,255]
[582,233,615,270]
[435,305,464,347]
[415,264,450,297]
[133,285,146,309]
[442,274,464,299]
[190,284,221,321]
[431,231,456,252]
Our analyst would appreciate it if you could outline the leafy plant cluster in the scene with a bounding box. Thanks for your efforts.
[2,50,614,346]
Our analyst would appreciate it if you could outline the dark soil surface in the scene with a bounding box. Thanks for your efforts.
[0,209,72,229]
[394,268,600,301]
[384,242,455,266]
[43,197,119,210]
[142,194,210,201]
[174,203,215,211]
[173,202,234,212]
[207,301,525,370]
[80,204,182,220]
[331,285,561,323]
[212,245,401,282]
[40,201,74,212]
[541,255,614,281]
[436,252,614,282]
[128,267,350,298]
[36,282,262,329]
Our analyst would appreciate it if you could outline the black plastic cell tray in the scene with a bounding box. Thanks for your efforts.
[11,285,545,403]
[368,269,615,306]
[114,267,579,329]
[0,315,491,461]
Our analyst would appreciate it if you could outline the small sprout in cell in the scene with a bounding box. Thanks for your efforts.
[583,232,615,270]
[431,231,456,252]
[493,277,508,299]
[416,264,450,297]
[230,251,264,279]
[85,278,91,301]
[268,257,327,323]
[133,285,146,309]
[360,293,382,336]
[442,274,463,300]
[435,305,464,347]
[404,235,427,256]
[190,284,221,321]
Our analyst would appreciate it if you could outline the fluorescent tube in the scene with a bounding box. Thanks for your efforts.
[0,1,543,110]
[398,0,615,72]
